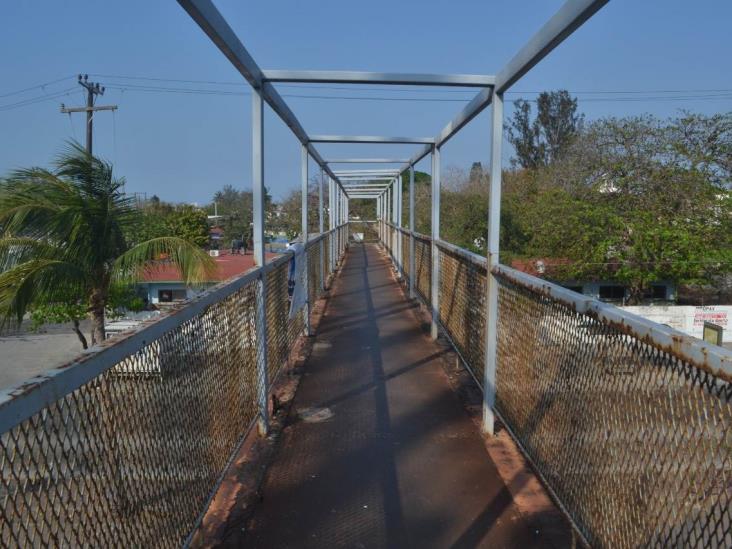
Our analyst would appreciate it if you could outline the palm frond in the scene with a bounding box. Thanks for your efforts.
[0,237,63,271]
[113,237,217,285]
[0,259,86,327]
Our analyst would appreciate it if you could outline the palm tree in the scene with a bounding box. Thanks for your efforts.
[0,143,215,348]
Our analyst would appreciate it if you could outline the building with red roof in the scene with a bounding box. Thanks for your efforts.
[139,250,274,305]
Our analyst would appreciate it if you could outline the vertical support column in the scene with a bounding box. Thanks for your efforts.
[335,187,341,262]
[387,184,392,255]
[408,166,415,298]
[430,146,441,340]
[397,174,403,276]
[392,179,398,270]
[301,145,311,336]
[318,168,325,291]
[483,92,504,436]
[328,178,335,273]
[378,194,382,244]
[251,88,269,435]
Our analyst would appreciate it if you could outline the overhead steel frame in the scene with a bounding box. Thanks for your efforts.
[179,0,610,436]
[326,158,410,164]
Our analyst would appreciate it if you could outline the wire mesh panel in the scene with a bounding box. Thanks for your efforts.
[266,257,305,384]
[0,278,260,548]
[494,271,732,548]
[437,244,487,383]
[413,234,432,308]
[324,233,331,277]
[401,230,411,285]
[307,239,323,307]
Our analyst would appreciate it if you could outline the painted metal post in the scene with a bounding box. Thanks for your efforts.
[335,187,341,261]
[318,168,325,291]
[397,174,403,276]
[301,145,311,336]
[327,177,333,274]
[483,92,504,435]
[387,184,392,256]
[377,195,381,243]
[251,88,269,435]
[392,179,398,271]
[430,146,441,340]
[408,166,415,298]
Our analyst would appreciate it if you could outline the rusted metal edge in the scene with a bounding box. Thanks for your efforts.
[399,257,591,547]
[435,238,488,271]
[492,407,592,548]
[183,416,257,548]
[493,264,732,382]
[0,229,339,434]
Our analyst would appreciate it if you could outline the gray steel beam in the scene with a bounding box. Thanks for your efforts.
[309,135,435,144]
[495,0,608,93]
[339,176,395,181]
[334,168,401,173]
[251,88,269,434]
[430,146,440,340]
[403,0,608,170]
[177,0,346,193]
[334,170,401,175]
[482,93,503,436]
[263,70,495,87]
[408,166,415,299]
[301,144,311,336]
[318,168,325,291]
[326,158,410,164]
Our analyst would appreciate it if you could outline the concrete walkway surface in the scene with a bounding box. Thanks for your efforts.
[240,243,567,548]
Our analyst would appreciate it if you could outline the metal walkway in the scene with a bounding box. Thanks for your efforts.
[240,243,565,548]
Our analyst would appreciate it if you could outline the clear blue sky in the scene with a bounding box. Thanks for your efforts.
[1,1,731,204]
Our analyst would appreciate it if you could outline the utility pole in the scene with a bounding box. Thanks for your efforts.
[60,74,117,155]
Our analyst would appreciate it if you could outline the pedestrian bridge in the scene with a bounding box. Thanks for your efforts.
[1,0,731,547]
[1,224,730,548]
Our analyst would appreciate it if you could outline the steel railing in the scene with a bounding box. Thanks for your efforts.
[378,220,732,549]
[0,226,349,548]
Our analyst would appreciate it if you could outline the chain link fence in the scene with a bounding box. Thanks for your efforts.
[0,230,345,548]
[376,228,732,548]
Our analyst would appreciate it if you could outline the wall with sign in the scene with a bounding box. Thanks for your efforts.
[621,305,732,343]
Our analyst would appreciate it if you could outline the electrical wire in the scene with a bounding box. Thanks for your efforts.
[0,75,76,99]
[3,73,732,113]
[0,87,78,112]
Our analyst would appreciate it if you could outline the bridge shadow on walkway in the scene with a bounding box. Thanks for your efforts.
[241,243,561,548]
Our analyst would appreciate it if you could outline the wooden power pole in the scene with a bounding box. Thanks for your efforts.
[60,74,117,155]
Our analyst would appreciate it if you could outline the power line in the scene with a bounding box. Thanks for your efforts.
[101,84,732,104]
[0,87,78,112]
[89,73,732,96]
[0,75,75,99]
[3,74,732,113]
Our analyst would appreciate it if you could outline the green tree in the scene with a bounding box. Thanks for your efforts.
[508,113,732,303]
[0,143,215,346]
[166,204,209,247]
[506,90,583,169]
[208,184,274,244]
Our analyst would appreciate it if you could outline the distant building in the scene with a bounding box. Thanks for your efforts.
[510,258,676,304]
[138,251,264,306]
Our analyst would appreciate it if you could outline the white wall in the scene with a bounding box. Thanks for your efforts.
[621,305,732,343]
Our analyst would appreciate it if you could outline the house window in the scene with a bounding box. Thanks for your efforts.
[599,285,625,300]
[564,286,583,294]
[158,289,187,303]
[643,285,667,300]
[172,289,187,301]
